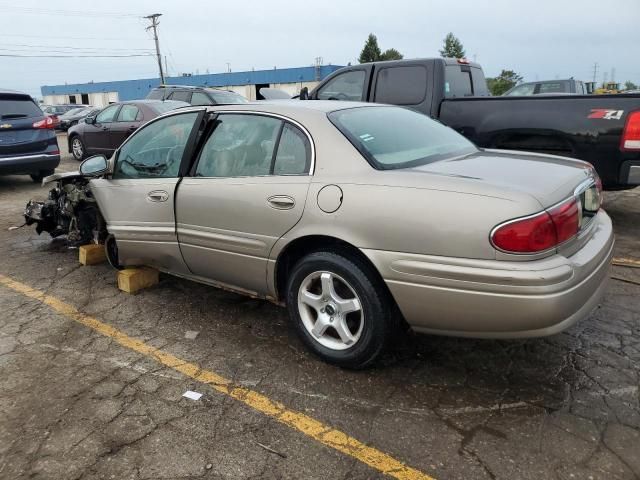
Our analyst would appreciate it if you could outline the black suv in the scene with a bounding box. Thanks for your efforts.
[0,90,60,182]
[146,85,248,105]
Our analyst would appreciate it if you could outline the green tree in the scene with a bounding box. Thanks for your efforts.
[359,34,382,63]
[486,70,523,96]
[439,32,466,58]
[624,80,638,90]
[380,48,404,61]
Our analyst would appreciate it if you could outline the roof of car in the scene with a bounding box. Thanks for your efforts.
[210,99,381,113]
[0,89,31,97]
[153,84,238,93]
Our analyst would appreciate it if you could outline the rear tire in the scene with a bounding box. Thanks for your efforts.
[70,135,85,161]
[285,251,392,369]
[30,169,54,183]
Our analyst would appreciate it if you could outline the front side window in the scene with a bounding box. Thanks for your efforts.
[117,104,140,122]
[329,106,477,170]
[196,114,282,177]
[113,112,198,179]
[96,105,119,123]
[316,70,366,101]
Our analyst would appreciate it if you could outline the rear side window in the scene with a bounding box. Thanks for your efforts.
[207,90,248,104]
[191,92,212,106]
[470,67,489,96]
[316,70,366,101]
[274,124,311,175]
[0,95,43,119]
[444,65,473,98]
[329,106,477,170]
[117,104,140,122]
[169,91,192,103]
[374,66,427,105]
[147,89,165,100]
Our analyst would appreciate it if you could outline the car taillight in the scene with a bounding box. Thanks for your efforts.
[33,115,56,129]
[621,110,640,151]
[491,197,580,254]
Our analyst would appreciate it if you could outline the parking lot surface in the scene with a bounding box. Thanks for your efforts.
[1,137,639,480]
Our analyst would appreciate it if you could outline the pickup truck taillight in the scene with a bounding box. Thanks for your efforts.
[621,110,640,151]
[491,197,580,254]
[33,115,57,129]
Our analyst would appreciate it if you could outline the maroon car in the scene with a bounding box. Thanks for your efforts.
[67,100,187,161]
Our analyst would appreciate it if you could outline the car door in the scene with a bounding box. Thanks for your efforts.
[109,103,142,150]
[176,112,313,295]
[90,110,203,274]
[84,104,120,154]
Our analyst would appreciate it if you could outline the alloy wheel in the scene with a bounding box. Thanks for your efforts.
[297,271,364,350]
[72,138,83,159]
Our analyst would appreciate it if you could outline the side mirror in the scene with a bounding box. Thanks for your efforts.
[79,155,109,176]
[299,87,309,100]
[85,116,96,124]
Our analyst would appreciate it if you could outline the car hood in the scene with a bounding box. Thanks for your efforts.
[406,149,594,207]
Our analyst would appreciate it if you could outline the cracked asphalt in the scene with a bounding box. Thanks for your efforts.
[1,136,639,480]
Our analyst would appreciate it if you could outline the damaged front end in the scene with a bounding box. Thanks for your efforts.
[24,172,107,246]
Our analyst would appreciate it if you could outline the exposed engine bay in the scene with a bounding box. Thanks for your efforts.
[24,172,107,246]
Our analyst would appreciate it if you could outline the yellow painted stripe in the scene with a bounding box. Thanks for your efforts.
[0,273,434,480]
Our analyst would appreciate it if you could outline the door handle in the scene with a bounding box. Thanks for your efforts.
[102,126,108,131]
[147,190,169,202]
[267,195,295,209]
[128,126,137,131]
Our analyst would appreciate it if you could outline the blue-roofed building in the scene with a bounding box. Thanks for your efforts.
[40,64,343,107]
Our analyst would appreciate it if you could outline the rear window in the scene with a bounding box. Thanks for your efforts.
[207,90,248,104]
[537,81,570,94]
[329,106,477,170]
[0,94,43,119]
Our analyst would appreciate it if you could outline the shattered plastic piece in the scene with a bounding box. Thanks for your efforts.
[182,390,202,401]
[185,330,200,340]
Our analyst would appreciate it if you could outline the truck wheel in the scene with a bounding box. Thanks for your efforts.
[30,170,54,183]
[285,251,392,369]
[71,136,85,161]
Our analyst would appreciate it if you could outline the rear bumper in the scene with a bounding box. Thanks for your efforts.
[0,153,60,175]
[363,210,614,338]
[620,160,640,185]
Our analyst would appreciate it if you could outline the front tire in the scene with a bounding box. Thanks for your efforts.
[286,251,392,369]
[70,135,85,161]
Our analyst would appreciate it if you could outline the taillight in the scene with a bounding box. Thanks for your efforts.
[548,198,579,244]
[621,110,640,151]
[33,115,56,129]
[491,212,557,253]
[491,198,580,254]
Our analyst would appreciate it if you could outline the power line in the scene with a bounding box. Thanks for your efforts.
[0,43,153,52]
[0,33,147,42]
[0,53,154,58]
[0,5,144,18]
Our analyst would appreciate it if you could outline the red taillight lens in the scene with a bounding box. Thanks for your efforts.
[33,115,56,129]
[548,198,579,244]
[491,212,557,253]
[621,110,640,151]
[491,198,580,254]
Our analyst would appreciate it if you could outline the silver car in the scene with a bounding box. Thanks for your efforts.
[75,101,613,368]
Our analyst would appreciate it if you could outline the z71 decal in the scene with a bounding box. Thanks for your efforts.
[588,109,624,120]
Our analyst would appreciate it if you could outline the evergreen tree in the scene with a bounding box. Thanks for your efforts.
[358,34,382,63]
[439,32,466,58]
[380,48,404,61]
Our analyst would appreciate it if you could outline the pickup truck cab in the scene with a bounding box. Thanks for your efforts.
[308,58,640,189]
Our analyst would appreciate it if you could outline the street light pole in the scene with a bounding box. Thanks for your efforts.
[145,13,165,84]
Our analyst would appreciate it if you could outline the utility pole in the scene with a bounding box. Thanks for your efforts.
[592,62,599,83]
[145,14,165,84]
[164,55,168,77]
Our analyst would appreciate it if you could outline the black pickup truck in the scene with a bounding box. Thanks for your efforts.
[305,58,640,189]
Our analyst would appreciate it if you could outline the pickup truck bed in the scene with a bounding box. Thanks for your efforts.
[308,58,640,189]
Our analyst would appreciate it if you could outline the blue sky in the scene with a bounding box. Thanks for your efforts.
[1,0,638,98]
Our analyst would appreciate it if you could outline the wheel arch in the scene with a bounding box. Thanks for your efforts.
[274,234,389,304]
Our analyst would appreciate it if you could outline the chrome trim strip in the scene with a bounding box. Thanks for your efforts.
[0,153,59,162]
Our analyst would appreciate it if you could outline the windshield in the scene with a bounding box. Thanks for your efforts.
[329,106,478,170]
[207,90,248,104]
[64,107,88,117]
[152,100,189,113]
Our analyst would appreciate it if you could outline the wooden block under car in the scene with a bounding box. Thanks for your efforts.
[78,244,106,266]
[117,267,159,294]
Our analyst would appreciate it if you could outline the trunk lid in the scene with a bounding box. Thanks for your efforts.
[412,149,594,207]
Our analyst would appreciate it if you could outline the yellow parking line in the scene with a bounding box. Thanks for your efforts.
[612,257,640,269]
[0,273,435,480]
